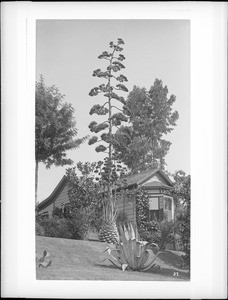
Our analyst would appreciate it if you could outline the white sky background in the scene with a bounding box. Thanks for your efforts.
[36,19,190,203]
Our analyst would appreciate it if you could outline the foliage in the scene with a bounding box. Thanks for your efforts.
[135,187,177,250]
[102,222,164,271]
[36,216,73,239]
[113,80,179,173]
[65,207,92,240]
[36,220,45,236]
[88,38,129,226]
[65,164,104,233]
[145,218,176,251]
[135,188,150,232]
[171,170,191,268]
[35,75,87,202]
[35,75,87,168]
[52,206,64,219]
[36,212,91,240]
[135,188,158,240]
[36,250,52,268]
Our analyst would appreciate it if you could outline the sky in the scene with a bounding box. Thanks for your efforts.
[36,19,190,203]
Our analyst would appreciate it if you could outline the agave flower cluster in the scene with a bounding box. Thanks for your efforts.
[103,222,164,271]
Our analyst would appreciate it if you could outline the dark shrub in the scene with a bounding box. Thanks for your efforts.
[138,218,176,250]
[66,208,91,240]
[36,221,45,236]
[52,206,64,218]
[36,216,73,239]
[36,208,93,240]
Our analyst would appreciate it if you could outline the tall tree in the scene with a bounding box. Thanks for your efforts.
[114,80,179,173]
[88,38,129,244]
[171,170,190,268]
[35,76,87,203]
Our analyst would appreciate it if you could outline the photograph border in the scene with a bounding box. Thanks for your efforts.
[1,2,227,298]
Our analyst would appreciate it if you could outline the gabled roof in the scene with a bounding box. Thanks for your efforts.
[37,169,173,210]
[118,169,174,188]
[142,181,172,189]
[37,175,68,210]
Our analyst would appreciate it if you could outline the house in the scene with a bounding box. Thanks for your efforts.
[37,169,174,223]
[37,175,68,218]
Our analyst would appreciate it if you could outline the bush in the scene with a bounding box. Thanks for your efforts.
[137,219,158,242]
[36,221,45,236]
[150,219,176,250]
[36,216,73,239]
[66,208,91,240]
[36,207,93,240]
[137,218,176,250]
[52,206,64,218]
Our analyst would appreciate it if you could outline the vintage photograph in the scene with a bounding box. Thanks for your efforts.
[35,19,190,281]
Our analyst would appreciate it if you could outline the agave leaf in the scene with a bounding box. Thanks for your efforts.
[122,239,133,267]
[150,243,159,250]
[127,239,135,268]
[131,239,138,269]
[121,224,136,267]
[116,244,128,264]
[139,250,150,268]
[141,251,165,271]
[129,223,136,240]
[136,241,142,258]
[140,241,150,255]
[137,245,146,267]
[135,225,139,241]
[107,258,121,269]
[123,224,129,241]
[122,264,128,271]
[119,226,129,250]
[110,249,125,265]
[150,243,159,255]
[39,259,51,268]
[119,225,128,246]
[109,249,120,261]
[135,255,141,270]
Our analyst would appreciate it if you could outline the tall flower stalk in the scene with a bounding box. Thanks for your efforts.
[88,38,129,243]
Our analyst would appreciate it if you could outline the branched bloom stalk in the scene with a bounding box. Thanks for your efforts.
[88,38,129,228]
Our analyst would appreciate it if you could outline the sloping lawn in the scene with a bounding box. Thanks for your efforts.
[36,236,190,281]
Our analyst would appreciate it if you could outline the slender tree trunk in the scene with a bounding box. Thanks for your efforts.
[35,160,39,205]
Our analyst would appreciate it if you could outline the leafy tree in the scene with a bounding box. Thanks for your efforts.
[172,170,191,268]
[65,164,104,233]
[88,39,129,243]
[114,80,179,173]
[35,76,87,203]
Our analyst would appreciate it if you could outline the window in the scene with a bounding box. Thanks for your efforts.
[149,197,159,210]
[164,197,172,211]
[41,211,49,219]
[149,197,159,221]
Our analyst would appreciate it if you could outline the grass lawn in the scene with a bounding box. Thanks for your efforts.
[36,236,190,281]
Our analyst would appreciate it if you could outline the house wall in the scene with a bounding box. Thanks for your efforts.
[115,188,173,225]
[39,203,54,217]
[39,184,69,217]
[53,185,69,209]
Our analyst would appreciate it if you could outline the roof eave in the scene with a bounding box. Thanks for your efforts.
[37,176,67,210]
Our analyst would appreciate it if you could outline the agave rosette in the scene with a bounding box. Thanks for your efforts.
[104,222,164,271]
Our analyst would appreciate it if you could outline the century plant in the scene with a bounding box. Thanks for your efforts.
[88,38,129,244]
[102,222,165,271]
